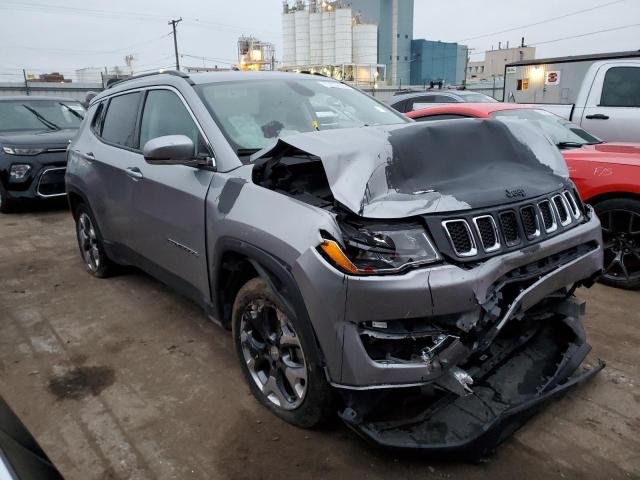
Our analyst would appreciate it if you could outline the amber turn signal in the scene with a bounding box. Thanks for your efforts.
[319,240,359,274]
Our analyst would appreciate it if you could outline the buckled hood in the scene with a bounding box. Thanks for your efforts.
[252,119,570,218]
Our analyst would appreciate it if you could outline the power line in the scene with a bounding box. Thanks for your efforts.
[529,22,640,46]
[3,33,172,56]
[456,0,628,42]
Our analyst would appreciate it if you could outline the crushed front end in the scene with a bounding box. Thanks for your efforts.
[333,201,604,459]
[252,119,605,458]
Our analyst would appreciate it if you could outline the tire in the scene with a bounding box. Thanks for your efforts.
[73,203,115,278]
[593,197,640,290]
[232,277,334,428]
[0,185,15,214]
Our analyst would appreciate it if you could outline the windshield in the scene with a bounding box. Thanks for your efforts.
[459,92,498,103]
[490,108,601,147]
[0,99,85,133]
[196,78,408,154]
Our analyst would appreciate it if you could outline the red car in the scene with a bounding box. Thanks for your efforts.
[408,103,640,289]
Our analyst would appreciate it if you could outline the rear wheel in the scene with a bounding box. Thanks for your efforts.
[232,277,333,427]
[74,204,114,278]
[594,198,640,290]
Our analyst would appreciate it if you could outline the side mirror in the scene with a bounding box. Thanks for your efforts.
[143,135,195,165]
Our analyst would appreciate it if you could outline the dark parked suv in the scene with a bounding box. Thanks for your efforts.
[0,96,85,212]
[66,70,604,458]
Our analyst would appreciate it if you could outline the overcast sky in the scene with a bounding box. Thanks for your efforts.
[0,0,638,82]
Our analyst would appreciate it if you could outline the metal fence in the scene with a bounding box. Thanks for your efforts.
[0,82,103,101]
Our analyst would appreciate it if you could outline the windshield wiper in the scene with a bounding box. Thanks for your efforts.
[22,104,60,131]
[237,148,262,156]
[59,102,84,120]
[556,141,584,149]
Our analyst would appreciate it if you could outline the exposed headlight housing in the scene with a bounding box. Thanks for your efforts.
[3,146,45,155]
[9,164,32,181]
[319,223,440,275]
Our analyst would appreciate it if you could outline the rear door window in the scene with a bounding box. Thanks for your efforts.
[600,67,640,107]
[101,92,142,148]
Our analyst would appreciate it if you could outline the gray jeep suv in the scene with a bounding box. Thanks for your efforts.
[66,70,604,458]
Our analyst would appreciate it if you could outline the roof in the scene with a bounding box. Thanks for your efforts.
[406,102,533,118]
[389,90,469,103]
[92,69,342,104]
[0,95,83,102]
[506,50,640,67]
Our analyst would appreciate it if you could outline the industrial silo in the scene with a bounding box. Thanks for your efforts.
[282,11,296,67]
[352,23,377,65]
[309,11,323,66]
[294,8,310,66]
[321,10,335,65]
[334,7,352,65]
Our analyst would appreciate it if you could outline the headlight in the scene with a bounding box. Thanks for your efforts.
[9,164,32,181]
[319,224,440,275]
[3,146,45,155]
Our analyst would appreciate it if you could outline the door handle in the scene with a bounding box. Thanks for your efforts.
[125,167,144,180]
[585,114,609,120]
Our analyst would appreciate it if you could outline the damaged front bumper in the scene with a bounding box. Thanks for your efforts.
[339,312,604,459]
[292,205,603,457]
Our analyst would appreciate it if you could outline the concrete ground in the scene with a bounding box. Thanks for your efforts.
[0,204,639,480]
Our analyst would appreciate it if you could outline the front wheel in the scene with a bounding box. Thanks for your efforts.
[232,277,333,427]
[74,204,114,278]
[594,198,640,290]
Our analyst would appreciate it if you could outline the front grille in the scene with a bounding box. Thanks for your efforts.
[499,211,520,245]
[36,167,66,197]
[563,191,581,219]
[433,189,580,262]
[473,215,500,252]
[520,205,540,238]
[442,220,476,257]
[538,200,557,232]
[553,195,570,226]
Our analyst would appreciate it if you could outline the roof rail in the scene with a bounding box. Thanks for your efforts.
[106,70,193,89]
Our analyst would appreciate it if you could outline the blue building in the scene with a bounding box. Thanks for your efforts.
[348,0,414,85]
[411,40,468,86]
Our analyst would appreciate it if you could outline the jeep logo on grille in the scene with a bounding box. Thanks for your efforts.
[505,188,526,199]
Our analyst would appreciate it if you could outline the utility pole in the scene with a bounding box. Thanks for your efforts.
[168,18,183,71]
[22,69,30,96]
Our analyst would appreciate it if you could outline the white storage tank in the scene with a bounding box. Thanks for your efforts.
[309,12,323,65]
[352,23,378,65]
[282,12,296,67]
[294,9,310,66]
[321,10,335,65]
[334,7,352,64]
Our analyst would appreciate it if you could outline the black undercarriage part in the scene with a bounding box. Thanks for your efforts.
[339,313,604,460]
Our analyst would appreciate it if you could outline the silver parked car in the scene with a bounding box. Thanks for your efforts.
[66,70,603,458]
[387,89,497,113]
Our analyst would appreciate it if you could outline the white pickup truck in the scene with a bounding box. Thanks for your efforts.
[504,52,640,142]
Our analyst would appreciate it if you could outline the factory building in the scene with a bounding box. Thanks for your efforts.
[281,0,413,86]
[237,36,276,70]
[348,0,414,85]
[410,40,468,86]
[467,41,536,82]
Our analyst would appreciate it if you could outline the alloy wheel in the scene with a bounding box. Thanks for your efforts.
[599,208,640,284]
[77,212,101,272]
[239,298,308,410]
